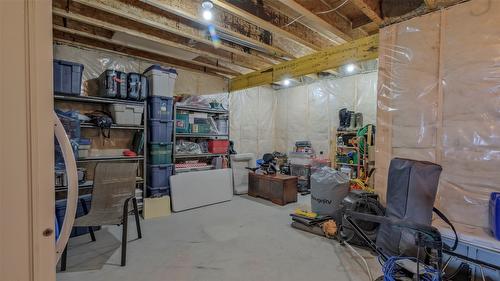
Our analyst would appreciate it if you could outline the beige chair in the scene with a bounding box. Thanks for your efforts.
[60,162,142,270]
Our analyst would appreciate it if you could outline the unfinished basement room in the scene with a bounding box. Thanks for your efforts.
[1,0,499,280]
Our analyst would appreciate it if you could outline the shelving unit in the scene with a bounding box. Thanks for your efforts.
[333,130,368,179]
[173,104,229,173]
[54,94,147,209]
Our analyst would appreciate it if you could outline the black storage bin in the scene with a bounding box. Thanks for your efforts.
[148,96,173,121]
[127,73,148,101]
[55,194,100,237]
[53,60,84,95]
[98,70,127,99]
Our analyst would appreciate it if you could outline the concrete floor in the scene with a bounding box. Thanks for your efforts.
[57,194,381,281]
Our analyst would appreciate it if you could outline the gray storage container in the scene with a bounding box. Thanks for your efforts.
[310,166,350,217]
[98,70,127,99]
[109,104,144,125]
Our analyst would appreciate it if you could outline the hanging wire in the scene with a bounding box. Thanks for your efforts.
[282,0,350,28]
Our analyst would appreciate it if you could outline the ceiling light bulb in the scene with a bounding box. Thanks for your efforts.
[346,63,356,73]
[283,79,291,86]
[203,9,213,21]
[202,0,214,9]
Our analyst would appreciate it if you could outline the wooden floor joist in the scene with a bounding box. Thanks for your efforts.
[229,34,379,91]
[53,27,238,77]
[70,0,274,68]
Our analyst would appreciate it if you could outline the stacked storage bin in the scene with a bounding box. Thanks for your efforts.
[144,65,177,197]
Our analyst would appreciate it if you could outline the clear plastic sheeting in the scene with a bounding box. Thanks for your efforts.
[229,86,276,158]
[375,0,500,229]
[53,43,228,96]
[275,72,378,156]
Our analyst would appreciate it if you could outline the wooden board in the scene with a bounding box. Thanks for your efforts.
[229,34,379,91]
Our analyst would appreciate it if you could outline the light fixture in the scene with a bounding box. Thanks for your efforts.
[283,79,291,86]
[346,63,356,73]
[202,0,214,21]
[202,10,213,21]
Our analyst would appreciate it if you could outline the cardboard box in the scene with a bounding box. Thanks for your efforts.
[143,196,171,219]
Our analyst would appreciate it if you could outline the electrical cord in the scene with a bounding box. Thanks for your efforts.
[282,0,349,28]
[382,256,440,281]
[344,241,374,281]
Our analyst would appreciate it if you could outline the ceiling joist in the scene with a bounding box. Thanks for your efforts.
[350,0,383,25]
[230,34,379,91]
[69,0,275,67]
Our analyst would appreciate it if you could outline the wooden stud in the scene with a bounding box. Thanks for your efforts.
[230,34,379,91]
[350,0,383,25]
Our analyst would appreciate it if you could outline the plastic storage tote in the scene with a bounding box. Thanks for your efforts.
[175,113,190,133]
[148,119,173,142]
[490,192,500,240]
[98,70,127,99]
[109,104,144,126]
[190,123,210,134]
[208,140,229,154]
[147,143,173,165]
[53,60,84,95]
[127,73,148,101]
[148,96,173,121]
[147,164,174,188]
[55,194,100,237]
[147,186,170,197]
[143,65,177,97]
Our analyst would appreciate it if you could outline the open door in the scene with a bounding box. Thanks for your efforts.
[0,1,56,280]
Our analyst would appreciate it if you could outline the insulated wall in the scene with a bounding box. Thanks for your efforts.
[54,43,228,96]
[274,72,378,155]
[375,0,500,228]
[229,86,276,158]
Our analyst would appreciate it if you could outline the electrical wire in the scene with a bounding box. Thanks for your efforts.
[382,256,440,281]
[281,0,349,28]
[344,241,374,281]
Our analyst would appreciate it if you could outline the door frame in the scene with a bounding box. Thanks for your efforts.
[0,1,55,280]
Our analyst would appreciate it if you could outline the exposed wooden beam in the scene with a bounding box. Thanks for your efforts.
[211,0,322,51]
[424,0,438,9]
[273,0,352,44]
[53,8,250,68]
[70,0,274,68]
[230,34,379,91]
[53,25,239,76]
[350,0,383,25]
[137,0,293,59]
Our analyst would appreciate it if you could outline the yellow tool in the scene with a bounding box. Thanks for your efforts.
[294,209,318,219]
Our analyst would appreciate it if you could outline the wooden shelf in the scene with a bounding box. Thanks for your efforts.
[54,94,145,106]
[175,165,214,172]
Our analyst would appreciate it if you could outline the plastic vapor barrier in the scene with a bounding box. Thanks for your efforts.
[275,72,378,155]
[53,44,227,96]
[230,86,276,158]
[375,0,500,230]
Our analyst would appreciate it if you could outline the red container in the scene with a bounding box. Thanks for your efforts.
[208,140,229,154]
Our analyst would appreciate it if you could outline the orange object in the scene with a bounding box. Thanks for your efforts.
[208,140,229,154]
[123,149,137,157]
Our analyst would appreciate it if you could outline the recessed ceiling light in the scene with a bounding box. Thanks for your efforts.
[202,9,213,21]
[346,63,356,73]
[283,79,291,86]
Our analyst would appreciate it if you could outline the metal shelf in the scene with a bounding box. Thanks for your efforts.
[80,123,144,130]
[176,105,228,114]
[175,153,226,159]
[337,145,357,149]
[54,94,145,106]
[335,163,361,166]
[55,178,144,192]
[76,156,144,162]
[175,165,214,173]
[176,133,229,138]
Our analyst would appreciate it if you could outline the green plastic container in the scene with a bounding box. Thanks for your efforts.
[147,143,173,164]
[175,113,190,133]
[190,123,211,134]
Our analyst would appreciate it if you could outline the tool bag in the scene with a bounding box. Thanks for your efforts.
[86,111,113,138]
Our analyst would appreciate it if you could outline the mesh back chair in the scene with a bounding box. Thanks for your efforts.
[60,162,142,270]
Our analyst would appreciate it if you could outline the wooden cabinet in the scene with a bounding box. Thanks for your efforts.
[248,173,298,206]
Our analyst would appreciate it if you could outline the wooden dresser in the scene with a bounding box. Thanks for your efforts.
[248,173,298,206]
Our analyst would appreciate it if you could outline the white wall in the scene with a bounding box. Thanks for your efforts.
[229,72,378,158]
